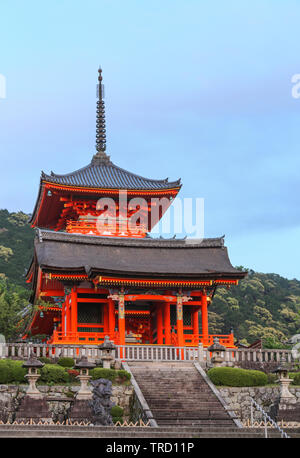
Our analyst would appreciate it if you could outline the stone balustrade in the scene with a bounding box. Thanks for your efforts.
[0,343,296,367]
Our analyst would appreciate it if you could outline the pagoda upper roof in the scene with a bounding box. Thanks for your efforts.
[41,152,181,191]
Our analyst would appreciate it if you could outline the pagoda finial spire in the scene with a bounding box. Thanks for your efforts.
[92,67,111,164]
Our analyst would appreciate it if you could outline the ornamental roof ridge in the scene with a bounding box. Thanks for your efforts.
[36,229,225,249]
[40,159,181,191]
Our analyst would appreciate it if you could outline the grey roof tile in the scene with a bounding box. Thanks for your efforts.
[41,157,181,191]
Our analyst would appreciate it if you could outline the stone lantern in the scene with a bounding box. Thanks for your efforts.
[99,335,116,369]
[74,356,96,400]
[207,337,226,367]
[273,355,295,401]
[22,353,44,398]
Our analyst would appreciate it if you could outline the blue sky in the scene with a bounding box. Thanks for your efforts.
[0,0,300,279]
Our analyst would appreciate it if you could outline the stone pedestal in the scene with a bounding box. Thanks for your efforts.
[74,356,96,400]
[99,336,116,369]
[67,399,94,423]
[278,377,295,401]
[211,355,224,367]
[102,355,114,369]
[270,374,300,422]
[207,337,226,368]
[76,374,93,400]
[15,396,52,422]
[25,373,43,398]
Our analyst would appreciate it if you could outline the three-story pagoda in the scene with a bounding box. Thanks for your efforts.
[25,68,246,348]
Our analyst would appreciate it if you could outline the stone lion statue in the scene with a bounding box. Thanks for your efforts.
[89,378,115,425]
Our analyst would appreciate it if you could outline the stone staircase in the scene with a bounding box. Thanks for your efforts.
[2,361,297,438]
[127,362,238,428]
[0,425,298,438]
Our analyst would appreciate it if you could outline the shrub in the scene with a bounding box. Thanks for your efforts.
[111,406,124,424]
[266,373,277,385]
[111,406,124,417]
[90,368,116,381]
[38,357,53,365]
[0,359,26,384]
[66,369,80,383]
[0,360,12,383]
[116,370,131,382]
[8,360,27,383]
[57,357,75,368]
[40,364,70,384]
[207,367,268,387]
[90,368,131,384]
[291,373,300,386]
[112,417,123,424]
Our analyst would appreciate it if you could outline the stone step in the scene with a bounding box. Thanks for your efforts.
[0,426,296,438]
[145,402,222,408]
[144,393,220,409]
[156,419,237,426]
[137,382,208,385]
[137,386,212,392]
[135,376,204,379]
[141,392,215,398]
[129,362,237,428]
[0,432,285,438]
[153,413,231,420]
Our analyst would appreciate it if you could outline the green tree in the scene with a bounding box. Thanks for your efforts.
[0,277,30,340]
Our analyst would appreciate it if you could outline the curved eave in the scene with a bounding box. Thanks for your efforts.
[41,160,182,191]
[33,231,247,281]
[42,179,182,194]
[30,179,181,229]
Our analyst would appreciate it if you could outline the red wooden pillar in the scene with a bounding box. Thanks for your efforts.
[67,294,72,332]
[164,302,171,345]
[201,292,209,346]
[118,293,126,347]
[70,287,78,336]
[65,296,70,333]
[61,302,66,335]
[108,298,115,339]
[103,302,109,334]
[156,304,163,345]
[176,295,184,349]
[192,308,199,345]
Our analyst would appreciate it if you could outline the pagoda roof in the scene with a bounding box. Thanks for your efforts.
[41,154,181,191]
[31,229,246,281]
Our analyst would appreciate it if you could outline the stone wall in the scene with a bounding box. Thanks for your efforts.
[0,384,134,423]
[218,386,300,422]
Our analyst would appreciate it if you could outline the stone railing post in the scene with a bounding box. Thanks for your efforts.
[224,349,230,364]
[0,342,5,359]
[198,343,204,362]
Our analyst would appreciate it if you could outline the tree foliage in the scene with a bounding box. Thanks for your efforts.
[209,269,300,347]
[0,276,30,341]
[0,210,34,286]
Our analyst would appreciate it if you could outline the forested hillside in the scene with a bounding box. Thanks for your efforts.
[0,210,34,285]
[0,210,33,339]
[0,209,299,346]
[209,269,300,347]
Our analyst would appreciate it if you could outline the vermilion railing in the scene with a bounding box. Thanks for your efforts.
[66,220,147,238]
[49,330,108,345]
[49,331,235,348]
[183,334,235,348]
